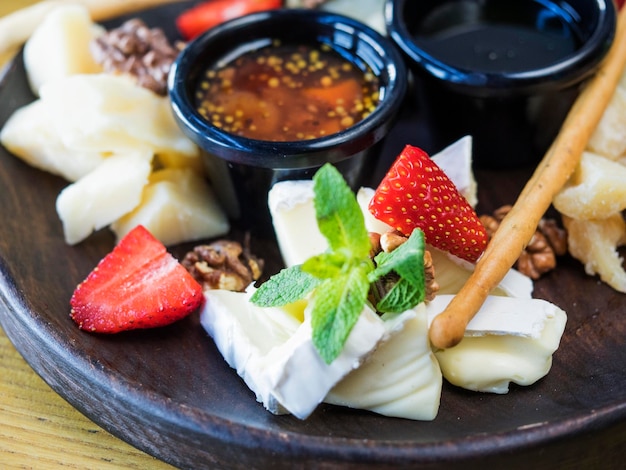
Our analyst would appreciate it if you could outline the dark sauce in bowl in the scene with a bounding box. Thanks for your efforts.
[194,41,380,142]
[412,1,582,73]
[386,0,616,168]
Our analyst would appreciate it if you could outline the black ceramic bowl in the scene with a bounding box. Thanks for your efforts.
[169,9,407,236]
[386,0,617,169]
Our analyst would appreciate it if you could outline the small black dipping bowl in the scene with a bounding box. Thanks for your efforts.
[386,0,616,169]
[168,9,407,236]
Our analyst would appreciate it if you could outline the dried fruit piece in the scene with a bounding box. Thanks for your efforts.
[553,151,626,220]
[562,213,626,293]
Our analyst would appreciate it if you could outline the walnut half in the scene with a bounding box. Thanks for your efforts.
[182,239,263,292]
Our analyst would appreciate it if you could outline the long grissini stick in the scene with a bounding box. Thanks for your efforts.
[429,6,626,350]
[0,0,184,58]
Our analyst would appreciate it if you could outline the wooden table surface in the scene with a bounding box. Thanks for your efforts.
[0,2,175,469]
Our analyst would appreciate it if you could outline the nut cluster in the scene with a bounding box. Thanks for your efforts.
[480,205,568,280]
[182,239,264,292]
[91,18,181,95]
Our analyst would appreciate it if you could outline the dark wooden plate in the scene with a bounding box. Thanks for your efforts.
[0,3,625,469]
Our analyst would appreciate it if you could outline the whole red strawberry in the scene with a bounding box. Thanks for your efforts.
[369,145,487,263]
[70,225,204,333]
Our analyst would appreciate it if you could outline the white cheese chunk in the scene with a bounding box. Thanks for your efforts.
[23,4,104,96]
[55,151,152,244]
[426,295,567,393]
[40,74,198,158]
[110,168,230,246]
[326,305,442,421]
[0,99,107,182]
[200,288,392,419]
[268,180,325,268]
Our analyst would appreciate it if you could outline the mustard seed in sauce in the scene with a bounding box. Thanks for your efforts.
[195,41,380,141]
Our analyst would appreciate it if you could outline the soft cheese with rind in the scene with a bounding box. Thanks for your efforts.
[427,295,567,393]
[267,180,324,268]
[267,167,566,402]
[201,288,395,419]
[326,305,442,420]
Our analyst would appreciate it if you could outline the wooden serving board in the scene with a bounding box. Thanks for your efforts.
[0,3,625,469]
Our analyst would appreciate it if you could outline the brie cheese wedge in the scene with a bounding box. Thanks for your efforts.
[326,305,442,420]
[201,288,404,419]
[426,295,567,393]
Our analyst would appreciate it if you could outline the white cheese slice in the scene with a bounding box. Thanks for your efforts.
[430,135,477,208]
[326,305,442,421]
[426,295,560,338]
[200,288,392,419]
[0,99,107,182]
[427,295,567,393]
[429,247,533,299]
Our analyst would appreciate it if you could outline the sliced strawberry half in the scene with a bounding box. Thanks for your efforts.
[369,145,488,263]
[70,225,204,333]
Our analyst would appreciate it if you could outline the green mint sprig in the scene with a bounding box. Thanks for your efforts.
[250,163,426,364]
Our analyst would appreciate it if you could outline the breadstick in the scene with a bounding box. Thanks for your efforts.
[429,6,626,350]
[0,0,183,57]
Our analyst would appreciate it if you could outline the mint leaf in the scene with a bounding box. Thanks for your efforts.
[369,229,426,313]
[313,164,371,259]
[374,275,425,313]
[250,265,320,307]
[311,262,371,364]
[302,252,347,280]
